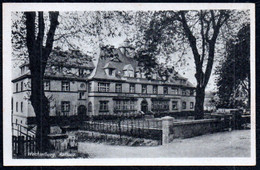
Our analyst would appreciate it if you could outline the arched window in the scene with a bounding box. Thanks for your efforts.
[88,102,92,113]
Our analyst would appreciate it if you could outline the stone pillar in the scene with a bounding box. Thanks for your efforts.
[161,116,175,145]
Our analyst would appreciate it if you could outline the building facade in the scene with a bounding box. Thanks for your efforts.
[12,46,196,127]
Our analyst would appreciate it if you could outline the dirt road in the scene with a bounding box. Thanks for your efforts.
[78,130,251,158]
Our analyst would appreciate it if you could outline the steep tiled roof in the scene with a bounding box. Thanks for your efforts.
[16,48,95,80]
[89,46,195,88]
[48,48,95,69]
[103,62,117,69]
[19,48,95,69]
[89,47,138,80]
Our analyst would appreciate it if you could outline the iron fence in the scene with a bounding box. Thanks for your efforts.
[80,118,163,142]
[12,123,37,157]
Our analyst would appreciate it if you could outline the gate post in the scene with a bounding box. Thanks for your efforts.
[18,136,25,156]
[162,116,175,145]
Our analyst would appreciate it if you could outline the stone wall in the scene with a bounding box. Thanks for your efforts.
[162,116,230,145]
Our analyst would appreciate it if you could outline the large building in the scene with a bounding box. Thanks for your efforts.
[12,45,196,127]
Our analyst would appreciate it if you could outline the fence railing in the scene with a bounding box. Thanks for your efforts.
[12,123,36,137]
[12,123,37,157]
[12,135,36,157]
[80,119,162,142]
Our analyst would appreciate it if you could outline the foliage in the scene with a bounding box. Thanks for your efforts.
[129,10,249,119]
[216,24,250,108]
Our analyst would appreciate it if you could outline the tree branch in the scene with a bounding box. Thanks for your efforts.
[179,11,201,67]
[178,11,205,86]
[36,12,44,49]
[25,12,36,70]
[199,11,206,68]
[44,11,59,60]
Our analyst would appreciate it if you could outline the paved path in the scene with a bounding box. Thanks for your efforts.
[78,130,251,158]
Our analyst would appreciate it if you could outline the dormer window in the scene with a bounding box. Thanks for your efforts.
[21,66,24,74]
[79,68,84,76]
[181,79,186,84]
[136,71,141,78]
[20,65,28,75]
[109,68,113,76]
[104,62,116,76]
[123,64,134,77]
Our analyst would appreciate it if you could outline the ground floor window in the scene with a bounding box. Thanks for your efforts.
[190,102,194,109]
[172,101,178,110]
[114,100,137,112]
[130,100,135,110]
[99,101,109,112]
[152,100,169,112]
[88,102,92,113]
[61,101,70,115]
[21,102,23,112]
[182,101,186,109]
[16,102,18,112]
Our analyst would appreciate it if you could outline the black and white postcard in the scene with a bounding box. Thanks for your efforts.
[3,3,256,166]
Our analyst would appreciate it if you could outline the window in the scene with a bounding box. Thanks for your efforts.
[190,89,194,96]
[142,85,147,94]
[21,81,23,91]
[61,101,70,112]
[163,86,168,94]
[11,98,13,112]
[190,102,194,109]
[123,64,134,77]
[172,88,178,95]
[16,102,18,112]
[186,89,190,96]
[16,83,18,92]
[172,101,178,110]
[153,85,158,94]
[79,91,85,99]
[108,68,113,76]
[152,100,169,111]
[99,101,109,111]
[79,68,84,76]
[114,100,137,111]
[182,90,186,96]
[115,101,121,110]
[98,83,110,92]
[123,101,128,110]
[80,83,86,89]
[129,84,135,93]
[182,102,186,109]
[44,80,50,91]
[62,81,70,91]
[21,102,23,112]
[88,102,92,113]
[115,84,122,93]
[88,83,92,92]
[130,100,136,110]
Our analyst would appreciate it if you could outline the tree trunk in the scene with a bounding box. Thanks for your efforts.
[195,86,205,119]
[25,11,59,152]
[30,70,51,152]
